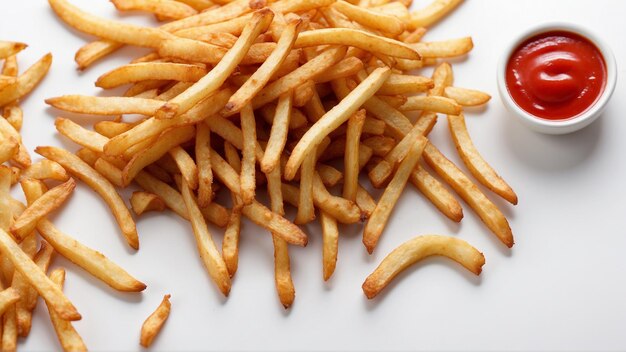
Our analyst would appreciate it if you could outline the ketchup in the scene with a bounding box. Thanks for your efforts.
[506,31,606,120]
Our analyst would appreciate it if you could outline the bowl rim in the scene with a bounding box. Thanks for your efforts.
[497,22,618,130]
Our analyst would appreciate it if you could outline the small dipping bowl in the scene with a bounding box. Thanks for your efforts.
[497,23,617,134]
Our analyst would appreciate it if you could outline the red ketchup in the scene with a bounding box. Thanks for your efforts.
[506,31,606,121]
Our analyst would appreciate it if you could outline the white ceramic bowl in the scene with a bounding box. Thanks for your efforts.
[497,23,617,135]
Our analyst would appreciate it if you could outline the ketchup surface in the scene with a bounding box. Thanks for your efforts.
[506,31,606,120]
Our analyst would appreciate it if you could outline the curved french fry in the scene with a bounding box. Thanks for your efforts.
[409,0,464,28]
[332,0,405,35]
[46,269,87,351]
[111,0,197,20]
[96,63,207,89]
[140,295,171,348]
[444,86,491,106]
[46,95,165,116]
[0,53,52,106]
[362,235,485,299]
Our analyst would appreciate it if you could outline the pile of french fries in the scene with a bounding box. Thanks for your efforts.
[0,0,519,348]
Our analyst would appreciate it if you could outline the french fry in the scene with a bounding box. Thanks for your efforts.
[10,178,75,241]
[22,160,70,182]
[140,294,171,348]
[261,93,291,173]
[363,234,484,299]
[293,80,316,107]
[423,143,514,247]
[240,104,257,205]
[444,86,491,106]
[169,146,199,190]
[3,304,17,351]
[46,268,87,351]
[398,95,462,115]
[0,229,81,321]
[112,0,197,20]
[222,19,301,116]
[195,123,213,207]
[378,74,434,95]
[46,95,165,116]
[294,28,420,60]
[412,37,473,58]
[96,63,207,89]
[320,211,338,281]
[130,191,166,216]
[36,146,139,250]
[0,135,18,165]
[4,104,23,131]
[0,288,19,316]
[0,42,26,60]
[409,164,463,222]
[48,0,172,48]
[55,117,109,153]
[156,9,274,119]
[429,62,453,97]
[343,109,366,201]
[448,114,517,204]
[362,136,395,157]
[363,136,427,253]
[409,0,464,28]
[0,53,52,107]
[356,185,376,219]
[285,67,391,180]
[332,0,405,35]
[180,176,231,296]
[123,126,196,186]
[222,204,242,278]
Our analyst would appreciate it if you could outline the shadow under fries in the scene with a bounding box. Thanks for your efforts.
[503,108,603,172]
[363,256,483,310]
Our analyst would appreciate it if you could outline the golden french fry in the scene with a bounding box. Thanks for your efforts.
[398,95,461,115]
[46,268,87,351]
[429,62,454,97]
[4,103,23,131]
[423,143,514,247]
[363,234,484,299]
[320,211,338,281]
[140,294,171,348]
[285,67,391,180]
[180,176,231,296]
[169,146,199,190]
[22,160,69,182]
[412,37,473,58]
[0,135,18,165]
[378,74,433,95]
[0,229,81,321]
[0,53,52,107]
[448,114,517,204]
[36,146,139,250]
[295,28,420,60]
[75,40,123,70]
[10,178,75,241]
[261,93,292,174]
[251,46,347,109]
[130,191,166,216]
[444,86,491,106]
[55,117,109,153]
[96,63,207,89]
[314,57,364,84]
[3,304,17,351]
[222,19,301,116]
[195,123,213,207]
[240,104,256,205]
[112,0,197,20]
[49,0,172,48]
[123,126,196,186]
[292,80,316,107]
[332,0,405,35]
[94,121,135,138]
[409,0,463,28]
[46,95,165,116]
[362,136,395,157]
[0,288,19,316]
[222,205,242,278]
[409,164,463,222]
[156,9,274,119]
[364,136,427,253]
[343,109,366,201]
[0,42,26,60]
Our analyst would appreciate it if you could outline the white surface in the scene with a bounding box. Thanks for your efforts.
[1,1,625,351]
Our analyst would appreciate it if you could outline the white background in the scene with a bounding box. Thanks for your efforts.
[1,0,625,350]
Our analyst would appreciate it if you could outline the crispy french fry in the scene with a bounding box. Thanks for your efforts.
[295,28,420,60]
[3,304,17,351]
[444,86,491,106]
[169,146,199,190]
[285,67,391,180]
[448,114,517,204]
[0,229,81,321]
[55,117,109,153]
[240,104,256,205]
[0,42,26,60]
[222,204,241,278]
[343,109,366,201]
[412,37,473,58]
[46,95,165,116]
[320,211,338,281]
[222,19,301,116]
[96,63,206,89]
[333,0,405,35]
[429,62,453,97]
[398,95,461,115]
[130,191,166,216]
[363,234,484,299]
[156,9,274,119]
[22,160,69,182]
[0,53,52,107]
[180,176,231,295]
[0,135,18,165]
[261,93,291,173]
[0,287,19,317]
[11,178,75,241]
[112,0,197,20]
[409,163,463,222]
[195,123,213,207]
[140,294,171,348]
[4,103,23,131]
[36,146,139,250]
[46,268,87,351]
[378,74,433,95]
[409,0,463,28]
[364,136,427,253]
